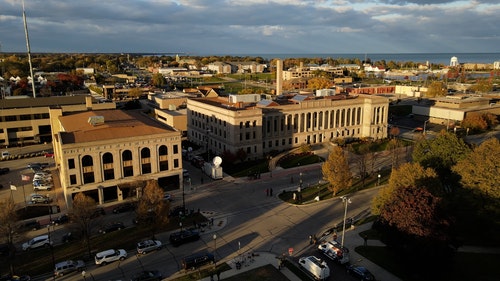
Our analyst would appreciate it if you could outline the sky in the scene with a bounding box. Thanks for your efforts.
[0,0,499,55]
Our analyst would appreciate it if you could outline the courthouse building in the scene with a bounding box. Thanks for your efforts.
[187,92,389,161]
[49,108,183,208]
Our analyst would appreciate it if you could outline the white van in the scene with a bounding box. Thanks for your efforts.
[317,240,350,264]
[298,255,330,281]
[1,151,10,159]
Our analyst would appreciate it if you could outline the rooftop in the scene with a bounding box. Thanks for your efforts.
[59,109,176,144]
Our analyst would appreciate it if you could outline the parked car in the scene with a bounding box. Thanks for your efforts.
[347,265,375,281]
[52,214,70,225]
[133,212,155,225]
[181,252,214,270]
[298,256,330,281]
[33,174,52,181]
[112,202,136,214]
[130,270,163,281]
[91,207,106,218]
[98,222,125,234]
[29,194,52,204]
[0,167,10,175]
[317,240,350,264]
[1,151,10,159]
[54,260,85,277]
[61,232,74,243]
[94,249,127,266]
[44,152,55,158]
[163,193,173,202]
[136,240,162,255]
[22,235,52,251]
[169,230,200,247]
[17,220,41,232]
[33,181,53,191]
[0,275,30,281]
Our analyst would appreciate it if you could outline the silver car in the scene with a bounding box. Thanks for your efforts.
[136,240,162,255]
[54,260,85,277]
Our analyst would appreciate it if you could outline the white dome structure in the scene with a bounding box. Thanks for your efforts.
[450,56,459,67]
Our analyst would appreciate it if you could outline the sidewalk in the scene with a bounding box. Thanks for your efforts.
[168,207,401,281]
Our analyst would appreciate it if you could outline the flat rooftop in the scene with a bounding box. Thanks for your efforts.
[59,109,176,144]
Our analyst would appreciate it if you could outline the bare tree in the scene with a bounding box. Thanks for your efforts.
[0,199,19,275]
[72,193,99,258]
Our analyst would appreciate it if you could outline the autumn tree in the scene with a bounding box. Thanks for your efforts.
[372,162,442,215]
[412,131,470,187]
[452,138,500,201]
[128,87,143,99]
[322,146,352,196]
[425,81,447,97]
[136,180,169,238]
[0,199,18,273]
[151,73,167,88]
[461,112,498,134]
[307,77,332,90]
[72,192,100,258]
[469,78,493,93]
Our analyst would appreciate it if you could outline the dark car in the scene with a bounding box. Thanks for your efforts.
[181,252,214,270]
[98,222,125,234]
[130,270,163,281]
[169,230,200,247]
[51,214,70,225]
[17,220,41,233]
[347,265,375,281]
[112,202,136,214]
[168,206,187,218]
[0,167,10,175]
[133,212,155,225]
[91,207,106,218]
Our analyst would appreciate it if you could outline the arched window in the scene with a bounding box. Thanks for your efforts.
[122,150,133,177]
[102,152,114,180]
[81,155,94,184]
[159,145,168,171]
[141,148,151,174]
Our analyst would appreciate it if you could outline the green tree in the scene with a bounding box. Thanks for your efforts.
[128,87,143,99]
[321,146,352,196]
[412,131,470,185]
[426,81,447,97]
[452,138,500,201]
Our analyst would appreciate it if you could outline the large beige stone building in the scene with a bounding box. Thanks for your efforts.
[187,93,389,161]
[49,108,183,208]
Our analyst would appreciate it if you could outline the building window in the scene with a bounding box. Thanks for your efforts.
[122,150,133,177]
[20,114,31,120]
[173,159,179,168]
[81,155,95,184]
[173,145,179,154]
[70,175,77,185]
[68,159,75,169]
[141,148,151,174]
[102,152,114,180]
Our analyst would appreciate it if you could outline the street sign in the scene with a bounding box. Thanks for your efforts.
[288,247,293,256]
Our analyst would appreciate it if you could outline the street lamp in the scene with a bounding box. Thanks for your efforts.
[47,224,56,280]
[213,234,217,267]
[377,174,381,186]
[341,196,352,247]
[423,120,430,135]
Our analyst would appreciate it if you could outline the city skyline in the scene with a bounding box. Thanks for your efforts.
[0,0,498,55]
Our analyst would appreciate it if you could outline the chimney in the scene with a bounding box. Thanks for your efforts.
[276,59,283,96]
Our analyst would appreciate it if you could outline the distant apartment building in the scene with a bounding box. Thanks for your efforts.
[49,108,183,208]
[206,62,233,74]
[187,93,389,161]
[283,62,346,81]
[0,95,115,147]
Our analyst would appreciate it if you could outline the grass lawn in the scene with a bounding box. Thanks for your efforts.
[223,264,289,281]
[356,245,500,281]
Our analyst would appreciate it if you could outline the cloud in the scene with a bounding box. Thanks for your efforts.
[0,0,498,54]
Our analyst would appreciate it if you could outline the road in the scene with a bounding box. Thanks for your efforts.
[1,144,395,281]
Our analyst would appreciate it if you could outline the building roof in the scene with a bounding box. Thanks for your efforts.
[0,95,91,109]
[59,109,176,144]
